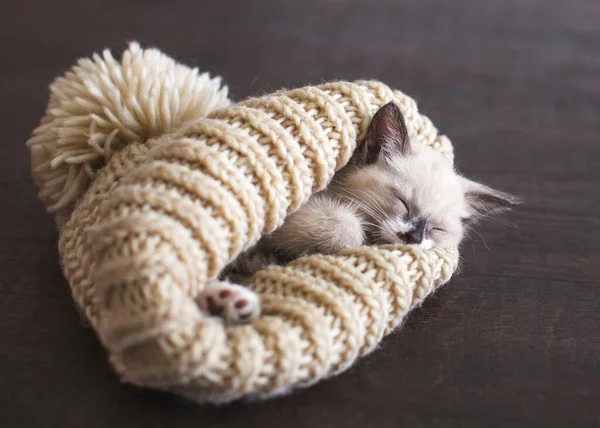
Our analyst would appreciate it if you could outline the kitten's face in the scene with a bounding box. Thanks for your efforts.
[340,102,518,249]
[343,144,468,248]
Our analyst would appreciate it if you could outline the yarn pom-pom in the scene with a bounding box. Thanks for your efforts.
[27,42,230,219]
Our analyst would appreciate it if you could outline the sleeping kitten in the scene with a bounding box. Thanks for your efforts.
[197,102,519,324]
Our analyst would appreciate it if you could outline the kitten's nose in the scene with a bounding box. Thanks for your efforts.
[405,228,423,244]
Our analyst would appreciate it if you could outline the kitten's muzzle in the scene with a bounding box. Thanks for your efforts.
[399,229,423,244]
[398,219,425,244]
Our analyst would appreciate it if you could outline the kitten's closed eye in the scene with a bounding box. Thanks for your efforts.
[397,197,409,213]
[391,189,410,213]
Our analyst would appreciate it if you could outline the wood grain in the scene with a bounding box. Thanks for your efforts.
[1,0,599,426]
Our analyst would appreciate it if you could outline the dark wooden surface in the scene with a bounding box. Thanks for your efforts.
[2,0,600,427]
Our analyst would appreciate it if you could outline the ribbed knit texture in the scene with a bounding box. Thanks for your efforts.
[27,43,459,403]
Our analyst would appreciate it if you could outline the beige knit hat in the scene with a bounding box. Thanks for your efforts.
[27,43,459,403]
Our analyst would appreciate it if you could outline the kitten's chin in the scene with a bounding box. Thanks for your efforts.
[420,238,434,250]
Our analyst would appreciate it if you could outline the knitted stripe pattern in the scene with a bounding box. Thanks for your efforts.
[28,43,459,403]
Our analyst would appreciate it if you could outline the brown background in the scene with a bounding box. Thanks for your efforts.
[1,0,599,427]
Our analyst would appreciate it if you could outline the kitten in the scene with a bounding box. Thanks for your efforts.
[197,102,519,324]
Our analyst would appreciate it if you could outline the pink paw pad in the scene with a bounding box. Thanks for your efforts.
[199,281,260,325]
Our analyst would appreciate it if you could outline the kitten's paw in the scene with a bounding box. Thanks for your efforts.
[223,245,279,278]
[239,250,278,275]
[197,281,260,325]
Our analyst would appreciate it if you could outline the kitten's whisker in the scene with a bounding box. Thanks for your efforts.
[337,187,388,219]
[345,193,394,229]
[466,231,476,260]
[351,187,390,220]
[466,225,491,252]
[491,217,519,229]
[337,189,387,223]
[475,212,519,229]
[362,222,381,229]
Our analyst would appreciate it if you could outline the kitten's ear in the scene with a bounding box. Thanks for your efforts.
[462,178,521,221]
[359,102,410,164]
